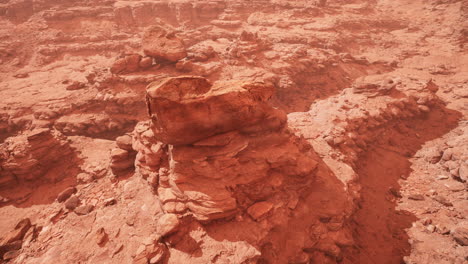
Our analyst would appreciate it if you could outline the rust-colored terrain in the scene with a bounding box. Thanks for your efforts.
[0,0,467,263]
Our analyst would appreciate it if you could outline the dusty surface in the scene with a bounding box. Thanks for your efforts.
[0,0,467,263]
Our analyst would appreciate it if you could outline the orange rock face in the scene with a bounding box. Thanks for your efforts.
[146,76,286,145]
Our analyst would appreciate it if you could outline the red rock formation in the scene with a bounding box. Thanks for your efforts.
[0,129,78,189]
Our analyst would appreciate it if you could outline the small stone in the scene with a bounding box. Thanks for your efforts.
[444,182,465,192]
[110,58,126,74]
[57,187,77,202]
[426,224,436,233]
[247,201,274,221]
[418,105,430,113]
[436,225,450,235]
[441,149,453,161]
[459,163,468,182]
[66,81,86,91]
[3,250,20,261]
[96,227,108,246]
[433,196,453,207]
[156,214,180,237]
[422,218,432,226]
[139,57,153,69]
[116,135,133,151]
[64,195,80,210]
[436,175,449,180]
[408,194,425,201]
[74,205,94,215]
[452,227,468,246]
[388,187,402,198]
[103,198,117,206]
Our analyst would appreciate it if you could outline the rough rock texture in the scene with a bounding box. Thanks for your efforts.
[0,128,79,189]
[142,25,187,62]
[137,76,323,221]
[0,0,467,263]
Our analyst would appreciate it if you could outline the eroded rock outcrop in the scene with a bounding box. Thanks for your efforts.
[135,76,320,221]
[130,76,353,263]
[0,129,79,189]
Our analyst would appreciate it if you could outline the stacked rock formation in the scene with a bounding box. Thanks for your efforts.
[0,129,77,189]
[133,76,320,221]
[110,134,137,176]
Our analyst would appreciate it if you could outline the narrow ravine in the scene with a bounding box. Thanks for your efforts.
[343,106,461,263]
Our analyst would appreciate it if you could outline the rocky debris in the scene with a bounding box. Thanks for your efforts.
[110,134,137,175]
[0,129,78,189]
[142,25,187,62]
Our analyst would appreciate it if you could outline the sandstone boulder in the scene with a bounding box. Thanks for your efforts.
[146,76,286,145]
[142,26,187,62]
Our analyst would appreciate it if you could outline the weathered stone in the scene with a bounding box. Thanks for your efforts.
[433,196,453,207]
[247,201,274,221]
[142,26,187,62]
[74,204,94,215]
[96,227,108,246]
[110,58,127,74]
[116,135,133,151]
[139,57,153,69]
[156,213,180,237]
[57,187,77,202]
[64,195,80,210]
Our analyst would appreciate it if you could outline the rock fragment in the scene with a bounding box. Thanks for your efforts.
[64,195,80,210]
[57,187,77,202]
[247,201,274,221]
[156,214,180,237]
